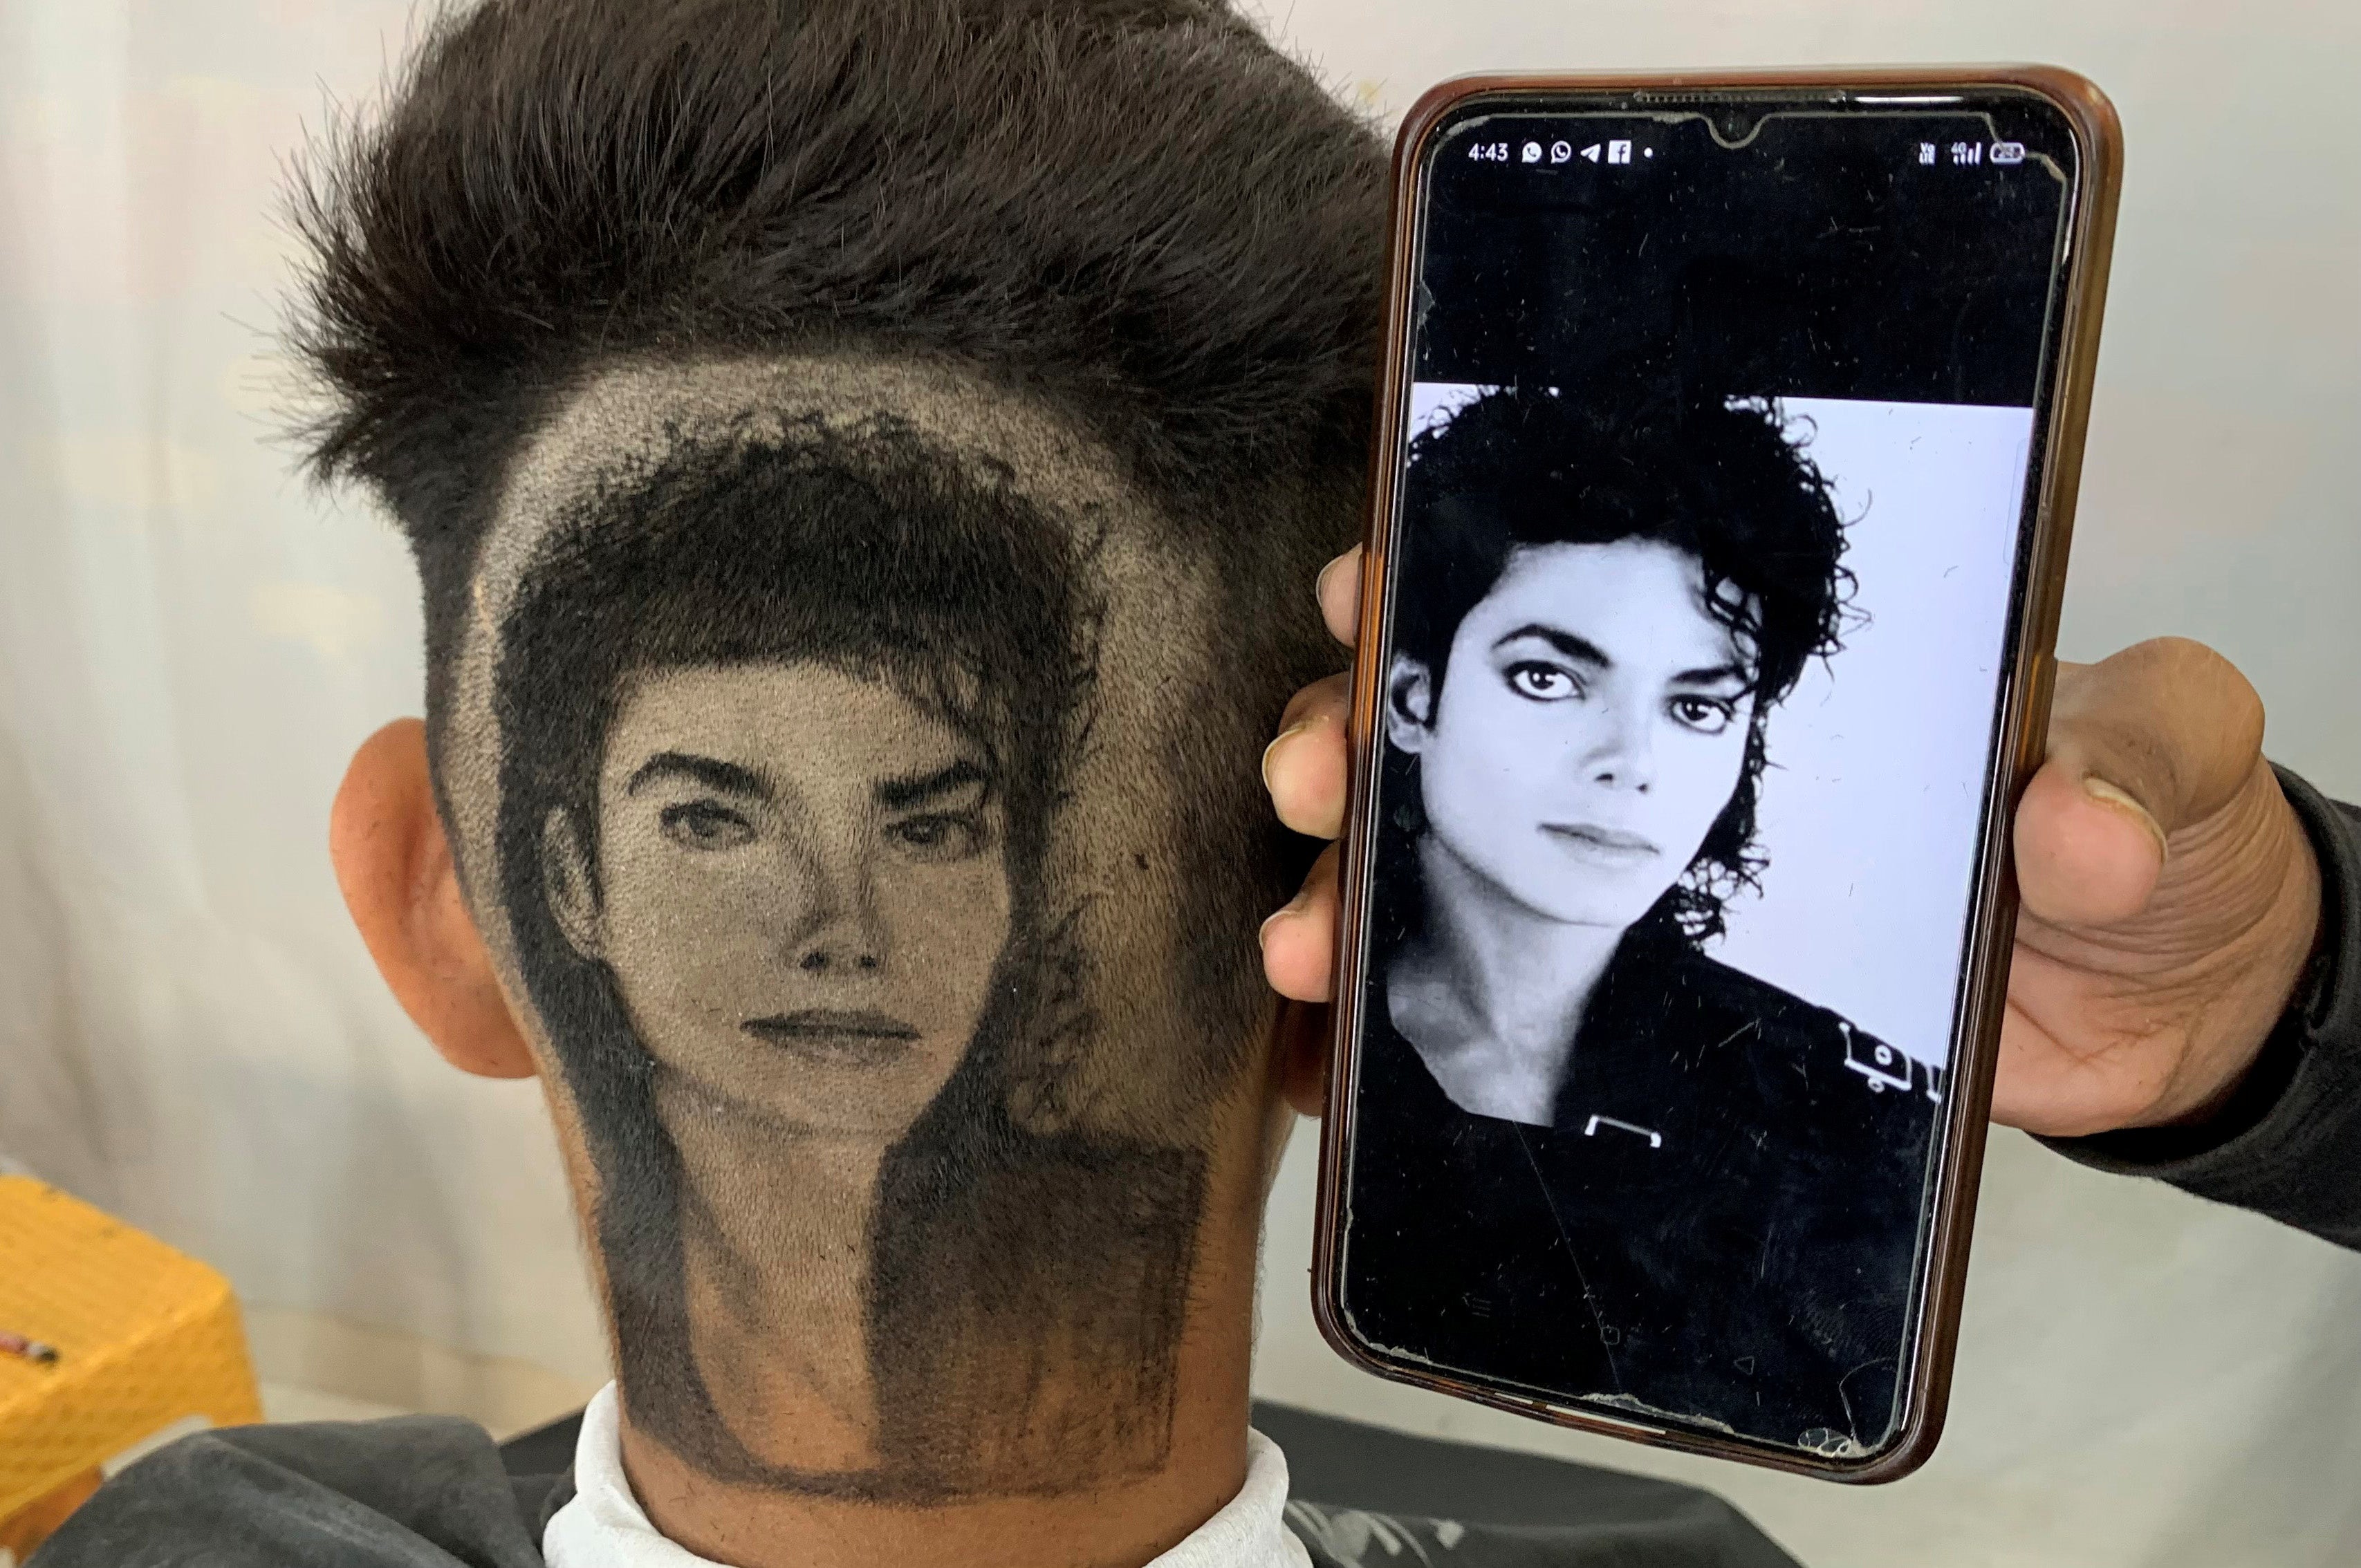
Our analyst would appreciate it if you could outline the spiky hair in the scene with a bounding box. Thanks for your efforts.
[284,0,1388,584]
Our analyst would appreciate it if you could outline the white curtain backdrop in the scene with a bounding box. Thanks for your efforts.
[2,2,2356,1565]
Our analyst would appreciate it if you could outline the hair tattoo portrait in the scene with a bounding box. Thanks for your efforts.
[491,417,1207,1496]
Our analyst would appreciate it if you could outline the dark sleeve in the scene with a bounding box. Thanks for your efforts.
[2041,766,2361,1248]
[1261,1403,1804,1568]
[28,1417,546,1568]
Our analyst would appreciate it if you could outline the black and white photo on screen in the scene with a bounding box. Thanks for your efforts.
[1337,379,2035,1451]
[1394,380,2033,1096]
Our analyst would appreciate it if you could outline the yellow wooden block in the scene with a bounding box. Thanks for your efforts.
[0,1176,261,1522]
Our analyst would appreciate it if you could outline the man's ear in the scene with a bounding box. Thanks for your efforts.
[1258,998,1330,1199]
[330,718,537,1080]
[540,806,606,962]
[1276,998,1331,1118]
[1385,654,1436,754]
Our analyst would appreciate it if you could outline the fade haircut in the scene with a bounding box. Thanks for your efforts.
[285,0,1384,1500]
[287,0,1383,644]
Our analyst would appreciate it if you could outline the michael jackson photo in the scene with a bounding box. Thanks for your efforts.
[1341,383,1942,1455]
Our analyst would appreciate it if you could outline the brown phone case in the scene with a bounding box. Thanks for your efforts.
[1311,65,2122,1484]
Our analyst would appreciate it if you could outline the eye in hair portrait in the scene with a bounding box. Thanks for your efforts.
[1339,382,2021,1455]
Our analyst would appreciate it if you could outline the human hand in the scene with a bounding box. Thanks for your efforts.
[1258,548,2325,1138]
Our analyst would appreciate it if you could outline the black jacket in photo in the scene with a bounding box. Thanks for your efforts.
[1341,921,1939,1453]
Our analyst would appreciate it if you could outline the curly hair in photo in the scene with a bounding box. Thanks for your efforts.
[1382,382,1855,944]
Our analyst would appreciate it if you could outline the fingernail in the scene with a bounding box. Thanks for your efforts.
[1261,721,1310,792]
[1259,885,1312,942]
[2082,775,2169,858]
[1315,552,1350,606]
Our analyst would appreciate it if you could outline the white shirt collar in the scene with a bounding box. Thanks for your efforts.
[543,1383,1310,1568]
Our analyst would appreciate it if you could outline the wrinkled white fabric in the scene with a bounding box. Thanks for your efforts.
[544,1383,1309,1568]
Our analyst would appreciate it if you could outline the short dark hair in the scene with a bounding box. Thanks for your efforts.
[284,0,1386,698]
[1389,384,1855,940]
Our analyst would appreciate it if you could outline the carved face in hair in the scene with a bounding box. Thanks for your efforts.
[444,353,1282,1497]
[544,662,1012,1139]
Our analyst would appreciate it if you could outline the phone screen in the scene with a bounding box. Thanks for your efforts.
[1332,91,2084,1462]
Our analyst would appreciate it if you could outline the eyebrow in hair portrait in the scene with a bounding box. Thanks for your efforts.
[495,419,1200,1497]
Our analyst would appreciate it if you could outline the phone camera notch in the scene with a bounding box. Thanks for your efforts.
[1708,104,1763,147]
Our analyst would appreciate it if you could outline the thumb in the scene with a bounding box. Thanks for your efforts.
[2017,638,2265,926]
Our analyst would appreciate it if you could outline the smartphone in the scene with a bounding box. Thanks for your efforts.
[1313,68,2120,1481]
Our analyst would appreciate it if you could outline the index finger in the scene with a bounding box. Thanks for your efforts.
[1315,546,1362,647]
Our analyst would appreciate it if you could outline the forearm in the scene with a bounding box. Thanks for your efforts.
[2044,768,2361,1247]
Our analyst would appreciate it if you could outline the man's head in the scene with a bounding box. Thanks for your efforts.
[1385,386,1853,941]
[297,0,1382,1509]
